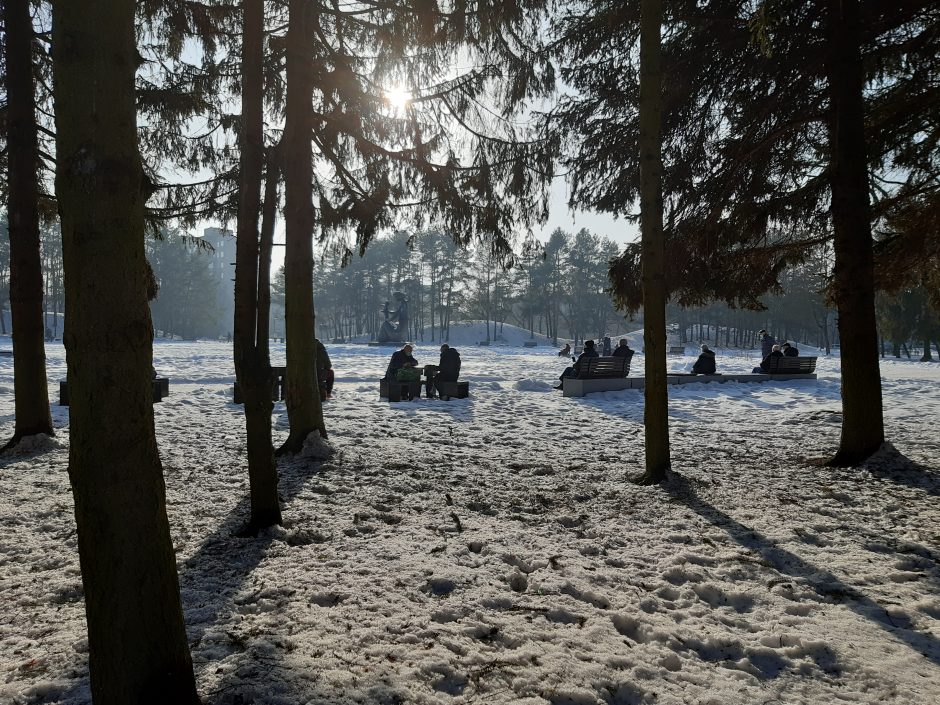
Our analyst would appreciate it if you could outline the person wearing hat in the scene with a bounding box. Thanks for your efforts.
[555,339,599,389]
[758,329,776,358]
[753,343,783,373]
[692,344,716,375]
[781,341,799,357]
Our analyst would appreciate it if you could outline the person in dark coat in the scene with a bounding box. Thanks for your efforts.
[602,336,612,356]
[555,339,599,388]
[385,343,419,380]
[781,341,799,357]
[753,344,783,373]
[315,338,334,399]
[427,344,461,398]
[758,329,776,358]
[612,339,634,359]
[692,344,716,375]
[558,343,571,357]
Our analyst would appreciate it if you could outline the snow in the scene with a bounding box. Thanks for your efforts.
[1,330,939,705]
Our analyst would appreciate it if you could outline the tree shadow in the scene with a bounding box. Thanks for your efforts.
[859,443,940,497]
[663,471,940,669]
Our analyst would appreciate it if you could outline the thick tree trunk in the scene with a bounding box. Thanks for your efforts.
[51,2,198,702]
[3,0,53,451]
[234,0,281,533]
[280,0,326,452]
[824,0,885,466]
[637,0,670,484]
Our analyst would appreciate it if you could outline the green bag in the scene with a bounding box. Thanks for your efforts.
[395,367,421,382]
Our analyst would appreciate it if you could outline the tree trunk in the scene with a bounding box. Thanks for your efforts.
[52,1,198,701]
[280,0,326,452]
[234,0,282,533]
[635,0,670,484]
[824,0,884,465]
[3,0,53,451]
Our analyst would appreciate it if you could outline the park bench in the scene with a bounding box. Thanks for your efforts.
[668,346,686,355]
[764,355,817,375]
[0,350,12,357]
[59,376,170,406]
[562,355,633,397]
[379,377,423,402]
[233,365,286,404]
[437,381,469,400]
[522,341,538,348]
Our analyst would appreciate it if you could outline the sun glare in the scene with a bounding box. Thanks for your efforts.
[384,86,412,110]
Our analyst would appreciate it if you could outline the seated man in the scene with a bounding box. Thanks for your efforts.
[427,344,461,398]
[558,343,571,357]
[692,344,716,375]
[555,339,599,389]
[753,344,783,373]
[612,339,634,359]
[384,343,421,400]
[315,338,334,400]
[781,341,800,357]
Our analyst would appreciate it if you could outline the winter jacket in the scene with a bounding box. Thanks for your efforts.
[315,339,332,374]
[759,349,783,372]
[760,334,776,358]
[692,350,716,375]
[612,345,634,359]
[438,348,461,381]
[385,349,418,379]
[783,346,799,357]
[572,347,599,375]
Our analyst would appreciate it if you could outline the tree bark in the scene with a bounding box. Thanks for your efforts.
[637,0,671,484]
[51,1,198,701]
[234,0,282,533]
[3,0,53,451]
[280,0,326,452]
[824,0,885,465]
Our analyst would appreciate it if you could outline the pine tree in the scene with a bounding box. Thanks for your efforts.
[51,0,198,700]
[2,0,53,451]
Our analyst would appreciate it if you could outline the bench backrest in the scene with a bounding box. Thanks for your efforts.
[576,355,631,379]
[766,355,817,374]
[668,346,685,354]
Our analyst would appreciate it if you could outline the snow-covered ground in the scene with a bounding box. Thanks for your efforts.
[1,332,939,705]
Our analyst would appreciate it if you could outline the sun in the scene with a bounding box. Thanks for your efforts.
[383,86,412,110]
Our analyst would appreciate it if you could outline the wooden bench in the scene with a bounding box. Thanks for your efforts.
[562,356,632,397]
[233,366,286,404]
[668,346,686,355]
[59,377,169,406]
[764,355,817,374]
[437,381,469,400]
[379,377,422,402]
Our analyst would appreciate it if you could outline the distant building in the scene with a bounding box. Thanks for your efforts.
[202,227,236,338]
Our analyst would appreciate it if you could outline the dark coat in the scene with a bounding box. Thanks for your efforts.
[783,346,799,357]
[692,350,716,375]
[315,339,332,374]
[438,348,461,381]
[385,349,418,379]
[612,345,634,359]
[572,348,599,375]
[760,334,776,358]
[759,349,783,372]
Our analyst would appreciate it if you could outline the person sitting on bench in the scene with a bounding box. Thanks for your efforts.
[315,338,334,399]
[753,344,783,373]
[384,343,421,399]
[781,341,799,357]
[692,344,716,375]
[612,339,634,359]
[555,339,599,389]
[558,343,571,357]
[427,344,461,398]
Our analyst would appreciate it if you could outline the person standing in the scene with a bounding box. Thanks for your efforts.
[314,338,334,399]
[758,329,776,358]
